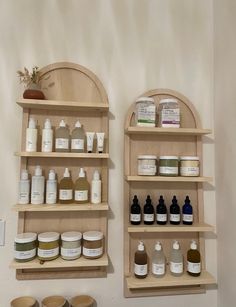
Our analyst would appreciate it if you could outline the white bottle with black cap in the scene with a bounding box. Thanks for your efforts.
[91,170,101,204]
[152,241,165,278]
[170,240,183,277]
[42,118,53,152]
[26,117,37,152]
[71,120,85,153]
[46,170,57,204]
[18,169,30,204]
[31,165,45,205]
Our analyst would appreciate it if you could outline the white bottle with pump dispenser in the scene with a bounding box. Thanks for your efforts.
[18,170,30,204]
[42,118,53,152]
[31,166,45,205]
[170,240,183,277]
[26,117,37,152]
[152,241,166,278]
[91,170,101,204]
[71,120,85,153]
[46,170,57,204]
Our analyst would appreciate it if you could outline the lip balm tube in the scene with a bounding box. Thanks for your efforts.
[96,132,105,153]
[86,132,95,153]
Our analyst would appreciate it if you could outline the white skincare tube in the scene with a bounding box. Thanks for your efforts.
[86,132,95,153]
[96,132,105,153]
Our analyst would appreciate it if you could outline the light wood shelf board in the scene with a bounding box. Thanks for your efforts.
[126,271,216,289]
[15,152,109,159]
[10,254,108,270]
[17,99,109,112]
[126,127,212,136]
[126,176,213,183]
[128,223,214,233]
[13,203,109,212]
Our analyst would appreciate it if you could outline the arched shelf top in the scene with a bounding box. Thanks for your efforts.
[38,61,108,105]
[125,89,202,131]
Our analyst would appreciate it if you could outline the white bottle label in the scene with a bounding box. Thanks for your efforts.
[59,189,73,200]
[61,246,81,258]
[183,214,193,222]
[144,214,154,222]
[26,129,37,152]
[38,247,59,258]
[152,263,165,275]
[180,166,199,176]
[157,213,167,222]
[19,191,29,204]
[138,164,156,175]
[170,214,180,222]
[134,263,148,276]
[46,191,57,204]
[75,190,88,201]
[187,261,201,274]
[91,181,102,204]
[170,261,183,274]
[71,139,84,150]
[55,138,69,149]
[161,108,180,127]
[83,247,103,257]
[31,179,45,204]
[15,248,36,260]
[130,214,141,222]
[159,166,178,175]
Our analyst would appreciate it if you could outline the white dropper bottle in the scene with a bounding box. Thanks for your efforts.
[42,118,53,152]
[91,170,101,204]
[26,117,37,152]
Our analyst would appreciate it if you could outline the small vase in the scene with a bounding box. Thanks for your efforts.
[23,83,45,100]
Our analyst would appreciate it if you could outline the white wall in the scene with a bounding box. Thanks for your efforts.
[214,1,236,306]
[0,1,216,306]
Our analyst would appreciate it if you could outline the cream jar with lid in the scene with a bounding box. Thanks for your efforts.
[14,232,37,262]
[159,156,179,176]
[180,156,200,176]
[138,155,157,176]
[158,98,180,128]
[83,231,103,259]
[61,231,82,260]
[38,232,60,261]
[135,97,156,127]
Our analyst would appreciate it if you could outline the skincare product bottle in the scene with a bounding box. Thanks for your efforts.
[74,168,90,204]
[59,168,73,204]
[144,195,154,225]
[134,241,148,279]
[182,196,193,225]
[156,195,167,225]
[170,195,180,225]
[71,120,85,153]
[130,195,141,225]
[55,120,70,152]
[86,132,95,153]
[152,241,166,278]
[18,169,30,205]
[170,240,183,276]
[91,170,101,204]
[187,240,201,277]
[96,132,105,153]
[46,170,57,205]
[31,166,45,205]
[26,117,37,152]
[42,118,53,152]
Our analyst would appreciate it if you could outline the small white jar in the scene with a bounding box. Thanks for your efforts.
[61,231,82,260]
[180,156,200,176]
[138,155,157,176]
[135,97,156,127]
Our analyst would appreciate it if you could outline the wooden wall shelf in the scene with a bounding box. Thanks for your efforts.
[124,88,215,297]
[13,203,109,212]
[14,62,109,280]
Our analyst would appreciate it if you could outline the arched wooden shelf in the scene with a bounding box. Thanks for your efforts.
[13,62,109,280]
[124,89,216,297]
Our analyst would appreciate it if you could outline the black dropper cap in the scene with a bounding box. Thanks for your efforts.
[185,195,190,203]
[172,195,178,204]
[133,195,139,204]
[159,195,165,204]
[146,195,152,204]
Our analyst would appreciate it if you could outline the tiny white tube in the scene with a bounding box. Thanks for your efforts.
[96,132,105,153]
[86,132,95,153]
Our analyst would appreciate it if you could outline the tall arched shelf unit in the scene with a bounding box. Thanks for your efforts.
[124,89,216,297]
[11,62,109,280]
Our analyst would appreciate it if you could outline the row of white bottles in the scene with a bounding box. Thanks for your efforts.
[18,166,102,205]
[26,118,105,153]
[134,240,201,279]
